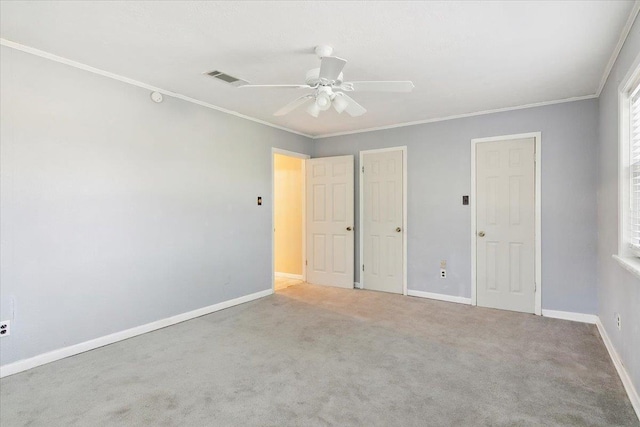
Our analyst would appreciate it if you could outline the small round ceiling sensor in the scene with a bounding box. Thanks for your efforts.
[150,91,163,103]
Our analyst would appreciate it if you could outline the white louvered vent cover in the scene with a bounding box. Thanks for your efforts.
[630,86,640,250]
[205,70,248,87]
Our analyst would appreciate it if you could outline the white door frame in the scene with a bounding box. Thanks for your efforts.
[470,132,542,315]
[271,148,310,292]
[359,146,408,296]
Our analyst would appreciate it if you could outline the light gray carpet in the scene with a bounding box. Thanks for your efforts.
[1,284,638,426]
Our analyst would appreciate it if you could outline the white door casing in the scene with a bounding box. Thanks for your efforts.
[475,137,536,313]
[362,149,404,294]
[305,155,354,288]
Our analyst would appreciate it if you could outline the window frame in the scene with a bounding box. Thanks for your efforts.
[615,54,640,278]
[626,84,640,257]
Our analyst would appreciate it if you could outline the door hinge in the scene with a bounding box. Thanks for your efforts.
[362,264,365,272]
[305,260,308,266]
[362,166,364,173]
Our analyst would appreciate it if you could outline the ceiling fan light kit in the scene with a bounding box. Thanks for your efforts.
[332,93,349,114]
[240,45,414,118]
[315,89,332,111]
[307,101,320,118]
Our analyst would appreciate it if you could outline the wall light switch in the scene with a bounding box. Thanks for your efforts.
[462,195,469,205]
[257,197,262,206]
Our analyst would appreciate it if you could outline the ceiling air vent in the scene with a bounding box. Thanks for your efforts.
[205,70,248,87]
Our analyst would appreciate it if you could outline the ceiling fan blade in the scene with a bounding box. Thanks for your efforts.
[274,95,314,116]
[239,84,311,89]
[319,56,347,82]
[347,81,415,92]
[338,93,367,117]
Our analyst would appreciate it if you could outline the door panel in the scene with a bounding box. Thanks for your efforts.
[363,150,403,294]
[306,156,354,288]
[476,138,535,313]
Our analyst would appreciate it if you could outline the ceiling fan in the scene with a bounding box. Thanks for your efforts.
[239,45,415,118]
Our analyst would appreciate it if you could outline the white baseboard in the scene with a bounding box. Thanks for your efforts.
[403,296,638,420]
[596,319,640,421]
[407,289,472,305]
[0,288,273,378]
[274,272,303,280]
[354,282,362,289]
[541,309,598,324]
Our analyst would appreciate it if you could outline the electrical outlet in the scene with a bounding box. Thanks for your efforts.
[616,313,621,330]
[0,320,10,337]
[440,269,447,279]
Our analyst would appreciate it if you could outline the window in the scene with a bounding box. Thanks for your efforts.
[616,59,640,277]
[628,86,640,255]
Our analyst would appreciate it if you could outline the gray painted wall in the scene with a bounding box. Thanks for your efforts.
[0,40,612,371]
[597,18,640,397]
[313,99,599,314]
[0,47,312,365]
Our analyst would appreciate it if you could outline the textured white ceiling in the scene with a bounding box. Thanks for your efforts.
[0,1,635,137]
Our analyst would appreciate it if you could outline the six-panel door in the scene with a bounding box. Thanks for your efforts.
[305,156,354,289]
[476,138,535,313]
[362,150,404,294]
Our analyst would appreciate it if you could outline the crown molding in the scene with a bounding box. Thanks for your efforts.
[596,0,640,97]
[0,38,313,139]
[1,32,621,141]
[311,94,598,139]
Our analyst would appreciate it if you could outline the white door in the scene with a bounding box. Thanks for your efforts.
[306,155,354,288]
[362,150,403,294]
[476,138,535,313]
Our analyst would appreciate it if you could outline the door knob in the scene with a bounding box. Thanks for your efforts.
[478,231,485,237]
[346,226,353,231]
[396,227,402,232]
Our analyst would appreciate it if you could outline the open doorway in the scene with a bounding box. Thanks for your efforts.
[272,149,308,292]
